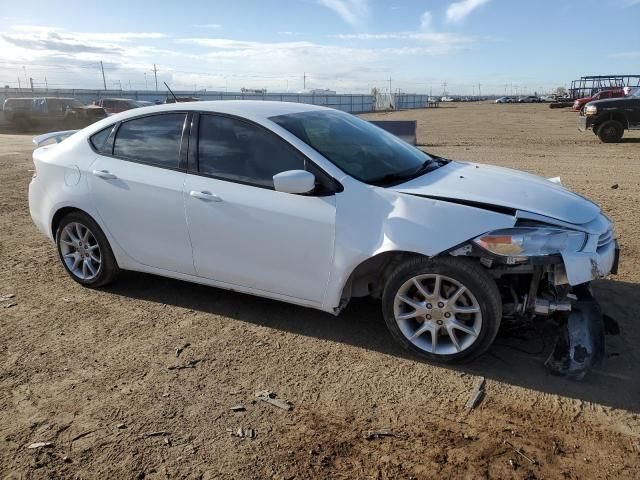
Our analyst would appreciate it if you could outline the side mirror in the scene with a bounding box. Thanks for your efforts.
[273,170,316,194]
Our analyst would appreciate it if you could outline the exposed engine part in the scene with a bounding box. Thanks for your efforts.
[545,292,605,380]
[533,298,572,316]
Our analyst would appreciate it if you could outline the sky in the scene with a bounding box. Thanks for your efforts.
[0,0,639,95]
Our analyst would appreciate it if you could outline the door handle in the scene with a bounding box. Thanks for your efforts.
[190,190,222,202]
[92,169,117,180]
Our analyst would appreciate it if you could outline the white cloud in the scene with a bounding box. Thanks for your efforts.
[330,31,475,54]
[0,24,477,92]
[420,11,433,31]
[317,0,369,27]
[194,24,223,29]
[446,0,490,22]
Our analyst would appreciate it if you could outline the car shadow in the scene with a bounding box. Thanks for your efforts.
[105,273,640,413]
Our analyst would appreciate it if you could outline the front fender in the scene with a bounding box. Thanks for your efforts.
[322,178,516,311]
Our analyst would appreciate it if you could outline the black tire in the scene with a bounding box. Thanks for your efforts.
[381,256,502,363]
[596,120,624,143]
[55,211,119,287]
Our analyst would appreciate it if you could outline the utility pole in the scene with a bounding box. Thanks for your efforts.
[29,77,34,91]
[388,77,392,93]
[303,72,306,89]
[152,64,159,91]
[45,76,48,91]
[477,83,481,99]
[17,77,21,90]
[100,61,107,90]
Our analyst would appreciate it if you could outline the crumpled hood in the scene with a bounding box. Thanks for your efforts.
[392,161,600,225]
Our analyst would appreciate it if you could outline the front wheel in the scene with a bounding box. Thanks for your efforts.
[382,257,502,363]
[55,211,119,287]
[596,120,624,143]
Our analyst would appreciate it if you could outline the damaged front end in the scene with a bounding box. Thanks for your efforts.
[450,212,619,380]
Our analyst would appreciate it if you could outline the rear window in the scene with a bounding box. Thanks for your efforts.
[113,113,186,168]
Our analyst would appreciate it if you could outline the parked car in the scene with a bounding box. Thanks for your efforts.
[578,87,640,142]
[440,96,454,102]
[495,97,515,103]
[134,100,154,107]
[165,96,200,103]
[95,98,144,115]
[518,95,541,103]
[3,97,107,128]
[571,89,624,112]
[2,97,33,123]
[28,101,618,378]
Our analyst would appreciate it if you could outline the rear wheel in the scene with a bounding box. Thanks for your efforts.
[55,211,119,287]
[596,120,624,143]
[381,257,502,363]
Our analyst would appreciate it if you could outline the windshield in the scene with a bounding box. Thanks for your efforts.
[270,110,438,186]
[632,88,640,98]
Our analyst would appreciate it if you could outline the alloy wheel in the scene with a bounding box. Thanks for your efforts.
[59,222,102,281]
[393,274,482,355]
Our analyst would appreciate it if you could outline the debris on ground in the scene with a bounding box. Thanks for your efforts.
[26,442,53,449]
[71,431,95,442]
[256,390,293,411]
[503,439,538,465]
[139,431,170,439]
[116,423,127,429]
[0,293,15,301]
[167,359,201,370]
[362,429,408,440]
[4,302,17,308]
[175,342,191,358]
[611,184,619,189]
[466,376,486,409]
[230,405,246,412]
[228,427,256,438]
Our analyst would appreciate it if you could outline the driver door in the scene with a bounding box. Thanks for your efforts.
[184,114,336,304]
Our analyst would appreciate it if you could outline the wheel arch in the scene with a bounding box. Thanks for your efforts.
[51,206,93,239]
[338,250,429,306]
[594,112,629,129]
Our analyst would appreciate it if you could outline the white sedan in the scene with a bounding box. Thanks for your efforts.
[29,101,618,376]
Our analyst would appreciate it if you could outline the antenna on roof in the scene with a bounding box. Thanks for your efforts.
[164,81,179,102]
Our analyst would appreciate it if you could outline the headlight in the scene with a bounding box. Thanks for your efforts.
[585,104,598,116]
[474,228,586,257]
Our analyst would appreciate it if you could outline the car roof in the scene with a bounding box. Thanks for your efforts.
[114,100,331,121]
[80,100,337,137]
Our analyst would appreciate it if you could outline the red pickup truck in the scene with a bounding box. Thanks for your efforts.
[571,88,624,112]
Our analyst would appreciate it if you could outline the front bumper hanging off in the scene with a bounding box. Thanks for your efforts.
[545,289,605,380]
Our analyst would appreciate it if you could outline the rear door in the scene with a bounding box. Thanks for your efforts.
[88,112,196,274]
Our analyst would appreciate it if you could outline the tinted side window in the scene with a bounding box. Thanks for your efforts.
[113,113,186,168]
[198,114,305,188]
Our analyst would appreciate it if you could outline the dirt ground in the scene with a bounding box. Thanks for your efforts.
[1,103,639,479]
